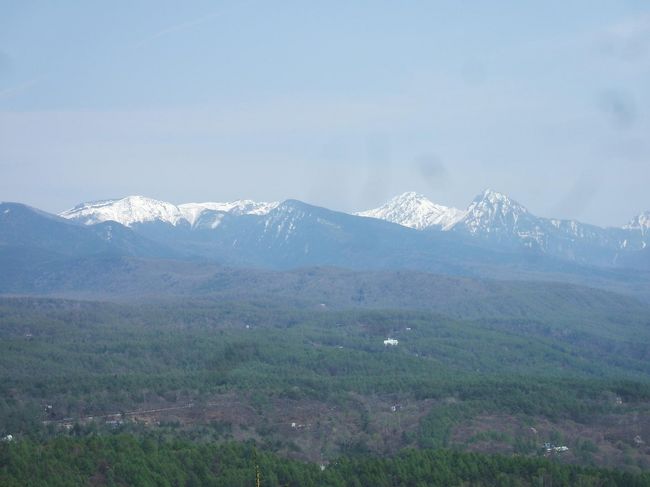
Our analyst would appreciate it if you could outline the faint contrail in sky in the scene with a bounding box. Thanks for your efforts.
[133,11,224,48]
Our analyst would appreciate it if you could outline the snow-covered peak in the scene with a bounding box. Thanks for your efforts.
[472,188,524,208]
[469,189,527,214]
[178,200,278,225]
[60,196,185,227]
[455,189,530,235]
[356,192,465,230]
[624,211,650,233]
[61,196,280,228]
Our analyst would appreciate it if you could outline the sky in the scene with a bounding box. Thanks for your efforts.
[0,1,649,226]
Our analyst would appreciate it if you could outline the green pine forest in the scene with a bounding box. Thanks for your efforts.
[1,293,650,485]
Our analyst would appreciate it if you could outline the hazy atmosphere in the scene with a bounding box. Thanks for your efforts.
[1,1,649,225]
[4,4,650,485]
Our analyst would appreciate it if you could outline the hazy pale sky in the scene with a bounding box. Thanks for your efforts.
[1,1,649,226]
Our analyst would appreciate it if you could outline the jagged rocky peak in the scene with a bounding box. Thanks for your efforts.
[459,189,531,235]
[624,211,650,233]
[469,188,527,213]
[356,191,464,230]
[59,195,186,227]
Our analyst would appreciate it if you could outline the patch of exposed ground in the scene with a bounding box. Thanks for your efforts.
[451,409,650,472]
[49,392,650,470]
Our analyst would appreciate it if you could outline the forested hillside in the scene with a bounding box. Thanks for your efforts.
[1,296,650,479]
[2,437,649,486]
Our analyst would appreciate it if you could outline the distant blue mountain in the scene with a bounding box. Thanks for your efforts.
[1,195,650,298]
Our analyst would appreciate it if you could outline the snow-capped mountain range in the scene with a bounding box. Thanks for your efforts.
[359,189,648,261]
[56,190,649,268]
[59,191,650,236]
[1,188,649,298]
[61,196,279,228]
[357,189,646,234]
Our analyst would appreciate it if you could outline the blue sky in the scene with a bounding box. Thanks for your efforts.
[1,1,649,225]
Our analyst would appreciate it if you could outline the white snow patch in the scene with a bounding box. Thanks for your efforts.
[624,211,650,234]
[60,196,278,228]
[356,192,464,230]
[59,196,185,227]
[179,200,278,225]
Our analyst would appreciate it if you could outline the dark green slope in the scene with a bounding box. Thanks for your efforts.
[2,438,648,486]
